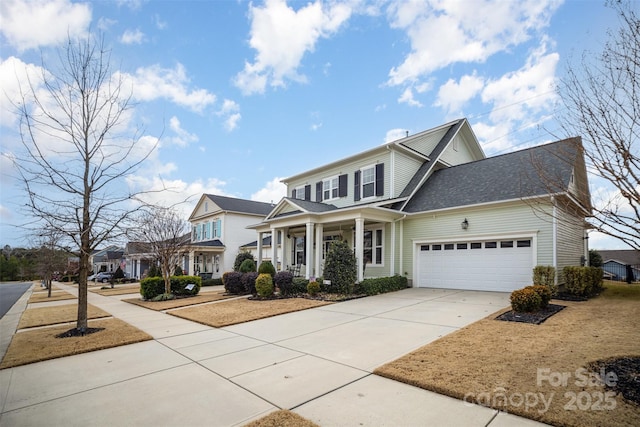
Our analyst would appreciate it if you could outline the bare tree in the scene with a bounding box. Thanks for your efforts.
[559,0,640,250]
[34,230,67,298]
[132,206,191,295]
[11,34,157,333]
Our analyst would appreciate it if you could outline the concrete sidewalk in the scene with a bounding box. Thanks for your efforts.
[0,284,548,426]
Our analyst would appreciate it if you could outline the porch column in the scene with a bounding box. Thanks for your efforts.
[281,228,289,271]
[315,223,324,278]
[257,232,263,266]
[270,227,279,271]
[305,222,314,279]
[390,221,396,276]
[355,217,364,282]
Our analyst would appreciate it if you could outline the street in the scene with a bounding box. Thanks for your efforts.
[0,282,31,318]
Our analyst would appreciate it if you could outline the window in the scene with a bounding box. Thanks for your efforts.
[354,228,384,265]
[323,235,342,259]
[444,244,454,250]
[212,219,222,238]
[192,226,197,241]
[362,166,375,198]
[517,240,532,248]
[457,243,468,250]
[421,245,429,251]
[204,201,208,212]
[500,241,514,248]
[470,242,482,249]
[485,242,497,249]
[295,237,305,265]
[323,176,339,200]
[293,186,306,200]
[432,244,442,250]
[203,222,210,240]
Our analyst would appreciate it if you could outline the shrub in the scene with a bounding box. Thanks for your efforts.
[563,266,603,297]
[242,272,259,295]
[222,271,245,294]
[139,275,201,300]
[113,266,125,280]
[239,258,257,273]
[258,260,276,277]
[234,251,255,271]
[307,280,321,296]
[589,249,603,268]
[292,277,309,294]
[147,264,161,278]
[174,265,183,276]
[274,271,295,295]
[532,265,556,294]
[529,285,552,308]
[255,273,274,298]
[323,240,357,294]
[355,275,409,296]
[202,278,223,287]
[510,287,542,313]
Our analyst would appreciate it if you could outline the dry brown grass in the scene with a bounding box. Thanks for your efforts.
[169,297,333,328]
[244,410,319,427]
[18,304,111,329]
[0,318,152,369]
[33,285,58,293]
[375,287,640,427]
[122,292,233,311]
[28,291,76,303]
[89,284,141,296]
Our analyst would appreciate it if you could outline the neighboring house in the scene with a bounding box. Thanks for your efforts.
[91,245,125,275]
[249,118,592,292]
[597,250,640,282]
[188,194,275,279]
[123,242,153,280]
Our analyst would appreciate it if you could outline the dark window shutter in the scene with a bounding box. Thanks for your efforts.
[291,188,297,199]
[375,163,384,197]
[354,170,361,201]
[304,185,311,201]
[315,182,322,202]
[338,174,348,197]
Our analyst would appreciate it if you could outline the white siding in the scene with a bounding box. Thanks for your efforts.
[555,205,586,277]
[401,203,554,285]
[402,127,449,156]
[393,153,424,197]
[439,134,478,166]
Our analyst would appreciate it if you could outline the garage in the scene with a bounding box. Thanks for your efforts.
[416,238,534,292]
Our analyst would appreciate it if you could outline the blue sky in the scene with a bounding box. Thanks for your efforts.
[0,0,629,249]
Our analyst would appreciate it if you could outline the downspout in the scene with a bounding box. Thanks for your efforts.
[551,197,558,286]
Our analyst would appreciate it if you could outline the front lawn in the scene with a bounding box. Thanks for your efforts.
[375,282,640,427]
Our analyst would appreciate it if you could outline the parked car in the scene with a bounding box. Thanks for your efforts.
[93,272,113,283]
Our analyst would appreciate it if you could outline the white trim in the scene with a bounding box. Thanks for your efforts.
[360,163,377,200]
[322,175,340,201]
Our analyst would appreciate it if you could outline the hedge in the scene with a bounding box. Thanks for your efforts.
[355,275,409,296]
[202,278,224,287]
[140,275,202,300]
[510,287,542,313]
[563,266,603,297]
[222,271,244,294]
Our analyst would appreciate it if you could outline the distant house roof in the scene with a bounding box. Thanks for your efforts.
[206,194,274,216]
[192,239,225,248]
[597,250,640,265]
[240,233,282,249]
[403,138,582,213]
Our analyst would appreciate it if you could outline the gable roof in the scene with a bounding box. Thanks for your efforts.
[205,194,274,216]
[403,137,585,213]
[597,250,640,265]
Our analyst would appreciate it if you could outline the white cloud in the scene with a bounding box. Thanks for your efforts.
[154,14,167,30]
[0,0,91,51]
[117,63,216,113]
[434,73,485,114]
[217,99,241,132]
[386,0,561,86]
[385,128,408,143]
[167,116,198,147]
[251,177,287,204]
[97,17,117,32]
[0,57,47,130]
[235,0,353,95]
[120,29,145,45]
[0,204,11,222]
[398,87,422,107]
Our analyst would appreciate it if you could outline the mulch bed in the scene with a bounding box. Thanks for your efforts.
[588,356,640,406]
[495,303,566,324]
[56,327,105,338]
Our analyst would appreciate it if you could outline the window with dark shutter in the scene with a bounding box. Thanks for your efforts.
[338,174,348,197]
[315,182,322,202]
[304,185,311,201]
[291,188,297,199]
[354,170,361,201]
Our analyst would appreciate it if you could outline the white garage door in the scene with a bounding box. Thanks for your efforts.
[416,238,533,292]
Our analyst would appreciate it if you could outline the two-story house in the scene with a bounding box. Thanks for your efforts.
[249,118,592,292]
[188,194,275,279]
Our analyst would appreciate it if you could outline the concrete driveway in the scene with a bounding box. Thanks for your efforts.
[0,285,548,426]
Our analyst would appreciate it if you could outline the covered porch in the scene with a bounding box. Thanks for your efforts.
[189,241,225,279]
[251,201,405,282]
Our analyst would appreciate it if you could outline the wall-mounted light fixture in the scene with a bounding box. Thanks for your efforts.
[461,218,469,230]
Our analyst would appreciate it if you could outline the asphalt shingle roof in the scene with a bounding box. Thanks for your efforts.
[206,194,275,216]
[403,138,580,213]
[597,250,640,265]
